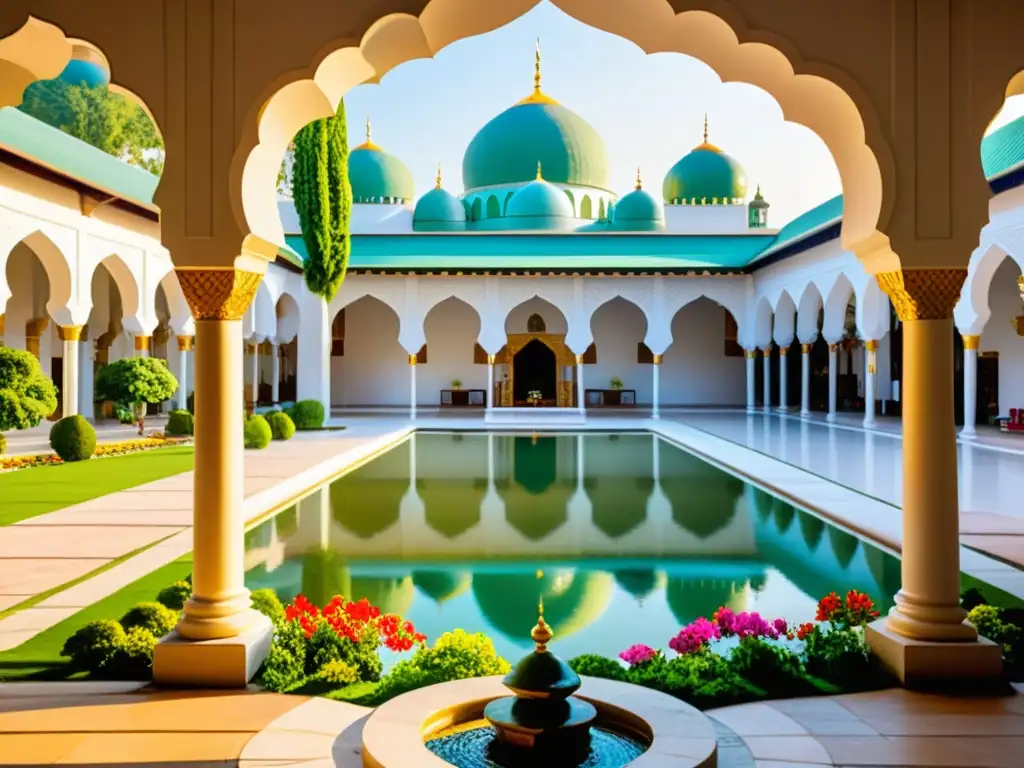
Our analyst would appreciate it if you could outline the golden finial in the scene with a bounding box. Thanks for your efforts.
[536,161,543,181]
[703,113,709,143]
[366,115,372,144]
[532,569,552,651]
[435,163,443,190]
[635,167,642,191]
[534,37,542,93]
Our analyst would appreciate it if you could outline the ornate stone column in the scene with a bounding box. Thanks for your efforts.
[153,268,271,688]
[744,349,756,412]
[409,353,417,420]
[270,341,280,404]
[576,354,585,414]
[800,342,813,417]
[778,346,789,411]
[826,343,838,422]
[176,335,194,409]
[486,354,495,411]
[961,335,979,438]
[864,340,878,427]
[651,354,662,419]
[866,269,1001,683]
[57,325,83,418]
[761,346,772,411]
[134,335,151,357]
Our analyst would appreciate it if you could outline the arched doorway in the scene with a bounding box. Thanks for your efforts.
[513,338,556,404]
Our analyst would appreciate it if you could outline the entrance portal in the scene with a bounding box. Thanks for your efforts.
[513,339,557,405]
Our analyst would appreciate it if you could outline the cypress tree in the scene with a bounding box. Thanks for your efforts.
[292,100,351,302]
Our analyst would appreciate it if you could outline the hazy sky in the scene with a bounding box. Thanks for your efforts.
[339,2,1024,227]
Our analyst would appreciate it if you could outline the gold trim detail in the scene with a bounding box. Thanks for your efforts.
[652,353,663,365]
[828,343,838,352]
[134,335,151,352]
[962,334,980,351]
[744,349,756,360]
[1018,275,1024,303]
[487,354,496,365]
[0,314,5,337]
[800,343,812,354]
[575,353,584,365]
[25,317,49,338]
[57,325,84,342]
[760,346,772,355]
[177,335,195,352]
[245,343,257,355]
[779,346,789,357]
[408,354,417,366]
[176,268,263,321]
[864,340,878,352]
[516,38,560,106]
[876,269,966,321]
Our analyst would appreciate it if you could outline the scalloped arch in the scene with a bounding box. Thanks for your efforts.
[240,0,888,260]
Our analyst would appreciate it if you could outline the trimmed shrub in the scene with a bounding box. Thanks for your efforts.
[165,409,194,437]
[0,433,5,455]
[61,619,126,672]
[120,601,178,637]
[156,581,192,611]
[266,411,295,441]
[569,653,628,682]
[244,414,272,449]
[49,415,97,462]
[289,399,325,430]
[0,346,58,431]
[106,626,158,679]
[251,588,285,623]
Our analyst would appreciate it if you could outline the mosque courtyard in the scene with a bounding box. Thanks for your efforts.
[4,0,1024,766]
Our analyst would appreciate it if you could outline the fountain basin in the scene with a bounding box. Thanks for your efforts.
[360,676,717,768]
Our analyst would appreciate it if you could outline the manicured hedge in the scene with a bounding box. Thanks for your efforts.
[49,415,97,462]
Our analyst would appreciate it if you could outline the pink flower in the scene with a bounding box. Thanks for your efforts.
[773,617,789,636]
[669,617,722,654]
[619,644,658,666]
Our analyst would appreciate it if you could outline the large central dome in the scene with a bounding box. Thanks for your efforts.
[462,43,609,192]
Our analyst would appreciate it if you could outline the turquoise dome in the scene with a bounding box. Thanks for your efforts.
[462,69,609,191]
[413,177,467,232]
[506,174,575,222]
[348,120,414,203]
[611,179,664,231]
[663,123,747,204]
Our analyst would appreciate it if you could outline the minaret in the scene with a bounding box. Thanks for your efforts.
[749,183,770,228]
[516,38,559,106]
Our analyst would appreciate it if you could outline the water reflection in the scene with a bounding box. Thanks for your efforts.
[244,433,901,661]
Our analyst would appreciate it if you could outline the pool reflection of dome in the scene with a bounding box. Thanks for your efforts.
[300,550,352,606]
[665,578,748,625]
[472,570,613,645]
[659,447,744,538]
[330,441,411,538]
[772,502,796,534]
[614,569,666,602]
[417,478,485,539]
[413,570,472,604]
[752,489,773,524]
[797,510,826,551]
[350,574,416,616]
[828,527,860,568]
[586,476,653,539]
[499,436,573,540]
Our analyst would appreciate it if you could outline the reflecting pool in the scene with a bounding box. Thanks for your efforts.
[243,432,902,666]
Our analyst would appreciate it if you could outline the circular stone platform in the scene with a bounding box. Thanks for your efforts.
[360,675,718,768]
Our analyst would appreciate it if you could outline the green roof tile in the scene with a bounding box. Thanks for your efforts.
[0,107,158,207]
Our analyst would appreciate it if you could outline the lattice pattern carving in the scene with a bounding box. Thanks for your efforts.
[176,269,263,321]
[876,269,966,321]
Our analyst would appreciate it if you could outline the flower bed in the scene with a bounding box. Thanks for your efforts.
[0,436,192,473]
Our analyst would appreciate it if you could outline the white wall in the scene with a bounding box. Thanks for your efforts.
[663,204,767,234]
[588,297,650,400]
[664,298,746,406]
[332,296,408,406]
[417,298,486,404]
[981,257,1024,412]
[505,297,568,335]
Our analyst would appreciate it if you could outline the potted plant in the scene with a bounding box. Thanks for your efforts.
[96,357,178,435]
[610,377,624,390]
[451,379,462,390]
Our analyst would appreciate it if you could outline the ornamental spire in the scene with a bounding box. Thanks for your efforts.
[532,569,552,652]
[366,115,372,144]
[515,38,559,106]
[635,166,643,191]
[435,163,443,189]
[536,161,543,181]
[534,37,542,94]
[703,113,708,143]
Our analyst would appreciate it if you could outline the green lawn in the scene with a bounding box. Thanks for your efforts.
[0,445,194,525]
[0,554,193,681]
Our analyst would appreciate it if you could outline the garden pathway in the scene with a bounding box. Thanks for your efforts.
[0,680,1020,766]
[0,424,411,651]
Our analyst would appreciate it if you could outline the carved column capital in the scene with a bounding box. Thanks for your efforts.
[57,324,83,342]
[744,349,756,360]
[828,343,839,352]
[487,354,495,365]
[779,345,789,357]
[408,354,417,366]
[760,346,772,355]
[176,268,263,321]
[800,343,813,354]
[177,335,195,351]
[652,353,663,365]
[864,340,878,352]
[575,354,584,365]
[962,334,980,351]
[876,269,966,321]
[134,335,151,352]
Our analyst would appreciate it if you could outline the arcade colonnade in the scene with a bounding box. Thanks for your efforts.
[3,0,1023,686]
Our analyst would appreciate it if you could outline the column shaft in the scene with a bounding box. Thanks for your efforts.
[80,339,94,420]
[58,325,83,418]
[176,335,193,409]
[652,354,662,419]
[761,346,771,411]
[778,346,789,411]
[576,355,585,414]
[827,344,838,422]
[800,343,811,416]
[271,343,280,404]
[864,340,877,427]
[179,318,252,639]
[250,344,259,407]
[486,355,495,410]
[744,350,756,412]
[409,354,417,419]
[961,335,979,437]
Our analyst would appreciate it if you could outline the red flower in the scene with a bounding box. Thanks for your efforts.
[795,622,816,641]
[815,592,842,622]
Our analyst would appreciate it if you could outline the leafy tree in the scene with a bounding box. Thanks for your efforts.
[0,347,58,431]
[95,357,177,434]
[19,79,164,174]
[277,141,295,198]
[292,100,351,301]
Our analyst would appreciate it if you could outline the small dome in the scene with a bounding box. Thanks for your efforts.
[663,116,747,204]
[59,44,111,88]
[505,164,575,223]
[611,169,664,231]
[348,117,415,203]
[413,166,467,231]
[462,41,610,192]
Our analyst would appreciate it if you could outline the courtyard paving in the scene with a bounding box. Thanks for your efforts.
[0,680,1019,767]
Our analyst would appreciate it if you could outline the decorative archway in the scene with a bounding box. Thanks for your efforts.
[512,338,557,404]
